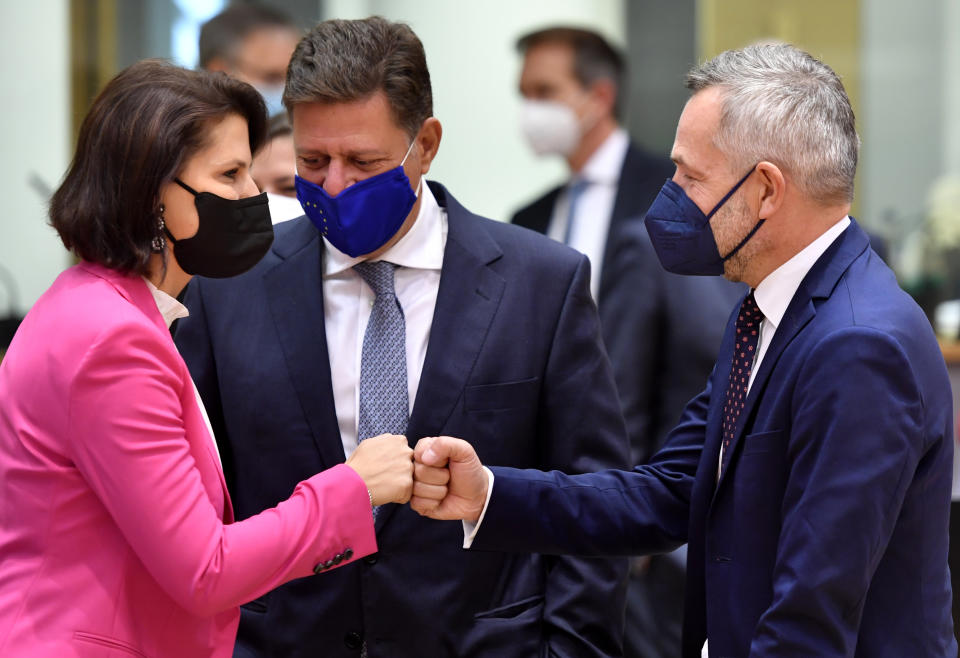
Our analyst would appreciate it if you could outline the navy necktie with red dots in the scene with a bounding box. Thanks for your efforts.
[720,292,762,475]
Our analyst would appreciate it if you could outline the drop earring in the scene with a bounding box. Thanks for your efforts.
[151,204,166,253]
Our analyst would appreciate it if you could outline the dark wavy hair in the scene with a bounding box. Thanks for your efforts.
[50,59,267,275]
[283,16,431,139]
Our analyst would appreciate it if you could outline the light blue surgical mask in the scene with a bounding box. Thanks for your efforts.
[295,140,420,257]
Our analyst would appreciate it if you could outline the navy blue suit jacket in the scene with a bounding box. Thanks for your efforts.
[175,182,630,658]
[473,220,956,657]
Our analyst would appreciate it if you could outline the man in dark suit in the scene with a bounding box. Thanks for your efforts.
[513,26,741,657]
[512,26,672,311]
[175,17,628,658]
[413,43,956,657]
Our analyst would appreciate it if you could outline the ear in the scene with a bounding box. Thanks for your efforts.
[415,117,443,175]
[755,161,785,219]
[587,79,617,119]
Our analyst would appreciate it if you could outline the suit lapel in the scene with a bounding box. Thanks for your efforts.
[375,184,505,531]
[84,263,236,520]
[263,220,346,470]
[712,220,870,498]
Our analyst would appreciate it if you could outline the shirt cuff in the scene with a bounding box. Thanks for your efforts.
[462,466,494,549]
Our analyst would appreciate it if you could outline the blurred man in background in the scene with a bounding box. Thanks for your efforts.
[512,26,742,657]
[199,4,300,117]
[200,6,302,223]
[512,26,669,304]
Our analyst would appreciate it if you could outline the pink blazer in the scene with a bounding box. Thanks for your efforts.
[0,263,377,657]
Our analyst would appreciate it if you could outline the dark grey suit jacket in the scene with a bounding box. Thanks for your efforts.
[175,182,629,658]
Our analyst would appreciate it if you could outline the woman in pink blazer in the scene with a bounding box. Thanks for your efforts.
[0,61,414,657]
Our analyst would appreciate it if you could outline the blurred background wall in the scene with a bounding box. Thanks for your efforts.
[2,0,959,318]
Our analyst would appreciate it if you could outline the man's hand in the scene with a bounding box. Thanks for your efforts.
[411,436,488,523]
[345,434,414,506]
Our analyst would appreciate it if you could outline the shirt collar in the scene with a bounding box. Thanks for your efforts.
[753,216,850,331]
[579,128,629,185]
[324,178,445,277]
[143,277,189,329]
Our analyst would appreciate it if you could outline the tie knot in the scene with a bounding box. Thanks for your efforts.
[354,260,397,296]
[568,177,589,198]
[737,291,762,329]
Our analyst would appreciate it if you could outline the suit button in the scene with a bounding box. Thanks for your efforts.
[325,559,336,569]
[333,553,344,564]
[312,562,325,574]
[344,548,354,560]
[364,553,378,565]
[344,631,363,650]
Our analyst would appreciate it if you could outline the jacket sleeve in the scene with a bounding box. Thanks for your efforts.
[523,255,634,657]
[66,318,377,617]
[473,372,707,558]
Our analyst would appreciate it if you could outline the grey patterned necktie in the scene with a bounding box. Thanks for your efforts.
[354,260,409,443]
[354,260,407,658]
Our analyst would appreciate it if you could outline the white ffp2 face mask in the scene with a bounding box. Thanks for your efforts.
[519,99,582,157]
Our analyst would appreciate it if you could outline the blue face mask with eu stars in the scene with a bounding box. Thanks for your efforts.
[644,167,763,276]
[295,141,419,257]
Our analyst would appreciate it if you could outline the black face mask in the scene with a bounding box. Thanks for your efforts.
[164,179,274,278]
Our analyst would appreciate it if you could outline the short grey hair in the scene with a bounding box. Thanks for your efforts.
[686,43,860,204]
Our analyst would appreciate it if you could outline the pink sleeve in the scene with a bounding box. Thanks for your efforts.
[67,321,377,616]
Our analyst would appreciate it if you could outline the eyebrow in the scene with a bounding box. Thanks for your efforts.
[296,147,389,159]
[671,153,704,177]
[212,157,250,168]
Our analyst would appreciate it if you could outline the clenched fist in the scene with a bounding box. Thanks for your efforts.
[345,434,414,506]
[411,436,488,523]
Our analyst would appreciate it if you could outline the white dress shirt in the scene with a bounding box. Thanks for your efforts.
[143,278,222,468]
[548,129,629,300]
[703,215,850,657]
[323,181,447,458]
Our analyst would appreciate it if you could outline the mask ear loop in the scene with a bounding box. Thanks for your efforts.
[710,165,765,262]
[399,138,423,197]
[174,179,200,196]
[705,166,757,220]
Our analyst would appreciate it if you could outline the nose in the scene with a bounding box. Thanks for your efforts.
[240,173,261,198]
[323,161,350,197]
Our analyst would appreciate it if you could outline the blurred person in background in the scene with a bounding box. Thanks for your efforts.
[513,25,743,658]
[0,60,415,657]
[512,26,670,303]
[253,112,304,223]
[176,16,629,658]
[199,3,301,117]
[253,112,296,198]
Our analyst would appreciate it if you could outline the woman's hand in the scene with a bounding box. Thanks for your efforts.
[345,434,414,506]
